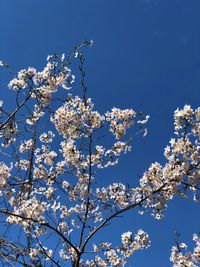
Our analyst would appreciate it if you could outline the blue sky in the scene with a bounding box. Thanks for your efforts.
[0,0,200,266]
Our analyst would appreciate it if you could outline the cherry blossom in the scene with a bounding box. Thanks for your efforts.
[0,42,199,266]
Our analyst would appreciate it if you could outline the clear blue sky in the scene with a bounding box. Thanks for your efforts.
[0,0,200,266]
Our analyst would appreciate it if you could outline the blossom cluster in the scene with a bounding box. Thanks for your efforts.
[170,234,200,267]
[105,108,137,139]
[7,195,49,231]
[131,105,200,219]
[97,182,130,208]
[82,229,150,266]
[8,55,74,98]
[8,67,36,90]
[0,162,11,188]
[51,95,104,138]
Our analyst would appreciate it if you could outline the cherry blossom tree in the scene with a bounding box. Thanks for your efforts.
[0,41,199,267]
